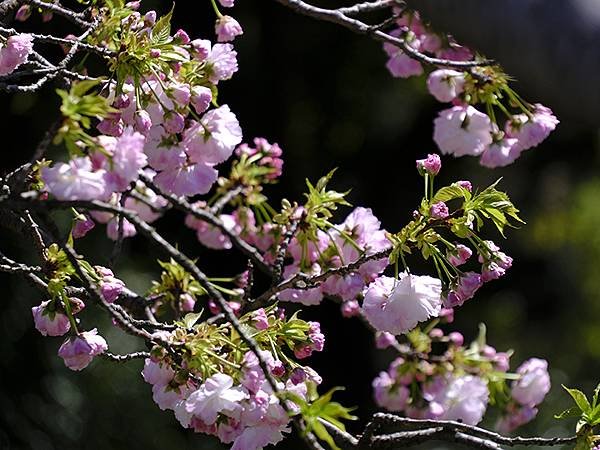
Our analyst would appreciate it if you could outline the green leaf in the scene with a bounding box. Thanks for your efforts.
[432,184,471,203]
[182,312,203,328]
[151,5,174,45]
[563,385,592,414]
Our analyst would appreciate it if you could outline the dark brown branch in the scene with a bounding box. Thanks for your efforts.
[336,0,396,16]
[18,0,91,27]
[272,0,493,68]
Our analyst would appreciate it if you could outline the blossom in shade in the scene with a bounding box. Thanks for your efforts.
[0,34,34,75]
[58,329,108,371]
[447,244,472,266]
[373,371,410,411]
[142,358,175,386]
[31,300,71,336]
[447,271,483,307]
[496,404,538,434]
[42,157,107,201]
[185,212,236,249]
[215,16,243,42]
[341,300,360,317]
[72,215,95,239]
[375,331,398,349]
[505,104,559,151]
[362,274,442,335]
[383,33,423,78]
[106,216,137,241]
[416,153,441,176]
[480,138,520,168]
[184,105,243,166]
[95,266,125,303]
[427,69,465,103]
[15,5,31,21]
[251,308,269,330]
[433,106,493,157]
[425,375,489,425]
[511,358,551,407]
[185,373,248,424]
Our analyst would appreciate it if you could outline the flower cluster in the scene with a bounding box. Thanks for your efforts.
[140,307,326,450]
[372,326,550,431]
[382,10,473,79]
[381,9,558,168]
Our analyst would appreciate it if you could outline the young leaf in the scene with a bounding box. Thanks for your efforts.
[563,385,592,414]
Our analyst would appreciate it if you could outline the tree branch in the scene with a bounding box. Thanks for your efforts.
[271,0,493,68]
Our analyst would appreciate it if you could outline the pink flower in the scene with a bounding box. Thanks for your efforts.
[142,358,175,385]
[447,244,472,266]
[219,0,234,6]
[427,69,465,103]
[184,105,243,166]
[0,34,34,75]
[215,16,244,42]
[191,86,213,114]
[106,217,136,241]
[373,371,409,411]
[505,104,559,151]
[341,300,360,317]
[42,157,107,201]
[375,331,398,349]
[99,128,147,192]
[511,358,551,407]
[453,271,482,304]
[278,264,323,306]
[433,106,493,157]
[251,308,269,330]
[456,180,472,192]
[31,300,71,336]
[97,267,125,303]
[58,329,108,371]
[72,215,95,239]
[480,138,520,168]
[496,404,538,434]
[430,201,449,219]
[185,213,236,249]
[206,43,238,83]
[15,5,31,22]
[97,114,124,137]
[481,262,505,282]
[425,375,489,425]
[416,153,441,176]
[153,382,193,411]
[386,51,423,78]
[448,331,464,346]
[135,110,152,133]
[174,29,190,45]
[180,293,196,312]
[362,274,442,335]
[153,162,218,197]
[163,111,186,134]
[186,373,248,424]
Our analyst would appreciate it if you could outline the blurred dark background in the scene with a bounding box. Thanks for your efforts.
[1,0,600,449]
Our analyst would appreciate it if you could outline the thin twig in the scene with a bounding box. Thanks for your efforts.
[272,0,493,68]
